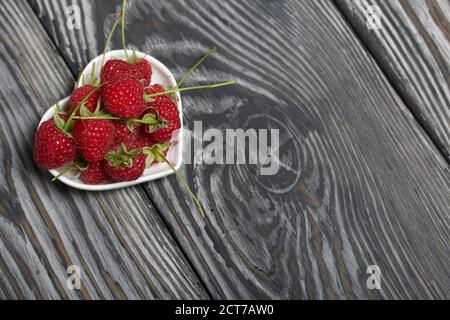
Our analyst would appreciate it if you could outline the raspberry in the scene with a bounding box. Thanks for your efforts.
[73,119,115,162]
[103,78,145,119]
[80,161,108,184]
[104,141,145,181]
[113,121,139,144]
[34,116,76,169]
[69,85,101,114]
[100,59,136,84]
[143,86,181,142]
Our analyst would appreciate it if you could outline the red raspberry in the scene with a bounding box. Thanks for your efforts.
[104,141,145,181]
[145,84,171,102]
[135,128,154,148]
[80,161,108,184]
[142,84,173,115]
[34,116,76,169]
[103,78,145,119]
[145,84,164,94]
[69,85,101,114]
[143,87,181,142]
[101,58,152,87]
[113,121,139,144]
[132,59,152,86]
[73,119,115,162]
[101,59,136,84]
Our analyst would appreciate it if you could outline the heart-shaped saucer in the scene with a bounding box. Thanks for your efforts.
[38,50,183,191]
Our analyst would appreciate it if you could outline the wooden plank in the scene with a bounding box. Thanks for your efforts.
[0,0,209,299]
[30,0,450,299]
[335,0,450,160]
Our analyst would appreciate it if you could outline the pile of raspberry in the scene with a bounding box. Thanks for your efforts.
[34,57,180,184]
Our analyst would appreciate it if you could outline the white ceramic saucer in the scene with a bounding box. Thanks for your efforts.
[38,50,183,191]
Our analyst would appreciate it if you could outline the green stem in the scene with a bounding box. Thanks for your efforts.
[144,80,236,101]
[64,87,101,132]
[71,116,160,125]
[100,11,122,69]
[133,119,159,124]
[156,150,205,218]
[121,0,129,61]
[177,47,218,88]
[67,10,121,131]
[89,62,96,85]
[52,164,78,181]
[76,72,83,87]
[73,115,122,121]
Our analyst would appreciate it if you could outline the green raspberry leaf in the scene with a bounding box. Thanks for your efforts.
[145,152,155,167]
[141,113,158,124]
[93,98,102,114]
[126,121,135,132]
[75,162,88,171]
[53,104,68,132]
[106,143,140,167]
[144,116,168,133]
[146,124,156,133]
[80,105,92,117]
[143,95,155,103]
[157,142,171,152]
[53,112,65,131]
[154,153,164,163]
[142,147,153,154]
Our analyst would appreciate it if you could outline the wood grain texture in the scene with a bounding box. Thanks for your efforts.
[335,0,450,160]
[31,0,450,299]
[0,0,209,300]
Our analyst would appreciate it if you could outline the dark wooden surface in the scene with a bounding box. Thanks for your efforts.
[0,0,448,299]
[0,0,208,300]
[335,0,450,161]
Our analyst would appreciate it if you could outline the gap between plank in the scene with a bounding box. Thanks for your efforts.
[331,0,449,164]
